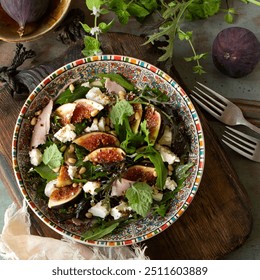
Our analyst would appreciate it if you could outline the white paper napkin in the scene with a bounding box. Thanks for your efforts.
[0,201,148,260]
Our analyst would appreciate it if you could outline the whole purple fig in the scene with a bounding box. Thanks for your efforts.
[1,0,50,37]
[212,27,260,78]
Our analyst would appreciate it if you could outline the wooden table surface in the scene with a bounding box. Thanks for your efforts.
[0,28,256,259]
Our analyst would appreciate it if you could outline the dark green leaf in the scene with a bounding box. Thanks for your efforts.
[127,3,150,19]
[55,85,89,105]
[83,221,120,240]
[34,164,57,182]
[97,73,135,91]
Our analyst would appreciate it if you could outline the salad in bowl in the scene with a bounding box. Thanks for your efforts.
[13,56,204,246]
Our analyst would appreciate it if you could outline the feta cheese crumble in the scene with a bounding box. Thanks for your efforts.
[68,166,77,179]
[54,124,76,143]
[155,144,180,165]
[88,200,109,218]
[110,201,132,220]
[29,148,43,166]
[83,181,101,196]
[164,177,177,191]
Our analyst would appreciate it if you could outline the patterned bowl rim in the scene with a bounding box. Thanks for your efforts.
[12,55,205,247]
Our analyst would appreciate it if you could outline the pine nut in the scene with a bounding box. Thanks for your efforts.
[85,212,93,219]
[68,157,76,164]
[79,167,86,174]
[68,144,75,153]
[72,183,78,188]
[69,84,75,92]
[30,117,37,126]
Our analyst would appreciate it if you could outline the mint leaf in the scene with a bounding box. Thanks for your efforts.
[82,35,101,57]
[42,144,63,170]
[98,20,114,33]
[127,3,150,19]
[110,100,134,127]
[86,0,102,10]
[126,182,153,217]
[34,164,57,182]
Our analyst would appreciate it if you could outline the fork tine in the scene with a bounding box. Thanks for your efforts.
[190,93,221,119]
[192,90,223,113]
[197,82,228,104]
[222,139,253,160]
[225,126,258,144]
[194,86,225,110]
[223,134,255,154]
[224,131,256,149]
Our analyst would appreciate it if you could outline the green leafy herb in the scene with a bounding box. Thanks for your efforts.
[97,73,135,91]
[42,144,63,170]
[110,99,134,128]
[34,164,57,182]
[135,145,167,190]
[55,85,89,105]
[174,162,194,188]
[83,220,120,240]
[126,182,153,217]
[82,35,102,57]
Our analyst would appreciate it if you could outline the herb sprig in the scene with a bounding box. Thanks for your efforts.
[82,0,260,74]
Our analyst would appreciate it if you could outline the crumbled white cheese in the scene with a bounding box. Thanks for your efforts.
[155,144,180,164]
[29,148,43,166]
[110,201,132,220]
[44,179,57,197]
[85,87,110,105]
[88,200,109,218]
[54,124,76,143]
[68,166,77,179]
[85,117,106,132]
[164,177,177,191]
[83,181,101,196]
[158,125,172,146]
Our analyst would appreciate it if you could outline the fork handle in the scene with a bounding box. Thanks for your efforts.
[240,118,260,134]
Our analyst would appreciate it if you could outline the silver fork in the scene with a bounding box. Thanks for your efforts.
[191,82,260,134]
[222,127,260,162]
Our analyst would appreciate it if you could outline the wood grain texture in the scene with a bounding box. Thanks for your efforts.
[0,32,253,259]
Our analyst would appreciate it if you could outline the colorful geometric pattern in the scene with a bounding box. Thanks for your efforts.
[12,55,205,247]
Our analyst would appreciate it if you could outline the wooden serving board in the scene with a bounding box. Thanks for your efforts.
[0,33,253,259]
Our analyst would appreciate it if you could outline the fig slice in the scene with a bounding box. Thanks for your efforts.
[56,165,73,188]
[144,105,161,144]
[129,103,143,134]
[122,165,157,185]
[71,99,104,124]
[73,132,120,151]
[48,184,82,208]
[55,103,76,125]
[87,147,126,164]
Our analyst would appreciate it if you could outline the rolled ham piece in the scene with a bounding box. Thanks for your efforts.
[30,99,53,149]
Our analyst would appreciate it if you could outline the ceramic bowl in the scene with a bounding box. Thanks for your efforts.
[0,0,71,42]
[12,55,205,246]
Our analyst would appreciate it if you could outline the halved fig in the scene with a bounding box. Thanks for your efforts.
[144,105,161,144]
[48,184,82,208]
[71,99,104,123]
[129,103,143,133]
[55,103,76,125]
[122,165,157,185]
[87,147,126,164]
[56,165,72,187]
[73,132,120,151]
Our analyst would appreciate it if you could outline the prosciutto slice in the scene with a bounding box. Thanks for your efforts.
[30,99,53,149]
